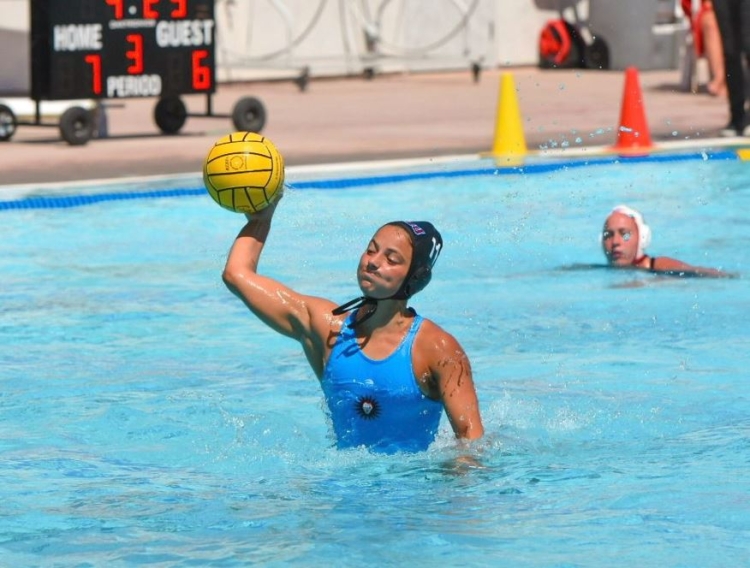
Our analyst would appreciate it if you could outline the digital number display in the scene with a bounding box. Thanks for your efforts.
[31,0,215,100]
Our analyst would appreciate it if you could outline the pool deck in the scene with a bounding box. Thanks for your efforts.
[0,66,747,188]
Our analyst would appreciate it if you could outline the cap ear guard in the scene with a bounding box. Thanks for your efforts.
[638,219,652,253]
[609,204,651,258]
[387,221,443,300]
[399,265,431,299]
[331,221,442,325]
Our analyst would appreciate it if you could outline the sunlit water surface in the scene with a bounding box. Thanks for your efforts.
[1,157,748,566]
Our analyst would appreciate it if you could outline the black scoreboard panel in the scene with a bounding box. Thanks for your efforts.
[31,0,215,100]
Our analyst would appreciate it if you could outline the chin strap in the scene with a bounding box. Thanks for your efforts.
[332,296,379,327]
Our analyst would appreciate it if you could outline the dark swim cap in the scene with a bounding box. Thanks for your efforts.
[386,221,443,300]
[332,221,443,325]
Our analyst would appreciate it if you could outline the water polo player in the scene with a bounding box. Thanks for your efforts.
[222,202,484,454]
[601,204,732,277]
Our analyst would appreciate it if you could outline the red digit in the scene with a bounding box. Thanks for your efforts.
[105,0,124,19]
[143,0,159,19]
[126,34,144,74]
[192,50,212,90]
[171,0,187,18]
[84,54,102,95]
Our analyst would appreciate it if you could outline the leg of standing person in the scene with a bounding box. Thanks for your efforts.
[713,0,748,135]
[701,2,727,96]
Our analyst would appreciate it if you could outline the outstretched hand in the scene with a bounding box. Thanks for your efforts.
[244,190,283,223]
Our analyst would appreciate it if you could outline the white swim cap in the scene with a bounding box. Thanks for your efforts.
[608,204,652,258]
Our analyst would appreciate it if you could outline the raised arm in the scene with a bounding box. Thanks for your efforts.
[222,201,335,344]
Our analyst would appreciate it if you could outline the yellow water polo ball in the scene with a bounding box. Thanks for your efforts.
[203,131,285,213]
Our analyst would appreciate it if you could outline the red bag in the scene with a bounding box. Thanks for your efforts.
[538,19,584,69]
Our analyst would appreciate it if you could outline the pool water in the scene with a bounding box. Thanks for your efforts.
[1,155,749,566]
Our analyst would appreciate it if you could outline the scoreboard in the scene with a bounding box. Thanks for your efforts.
[31,0,216,101]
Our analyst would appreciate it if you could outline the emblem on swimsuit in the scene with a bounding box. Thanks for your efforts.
[355,396,381,419]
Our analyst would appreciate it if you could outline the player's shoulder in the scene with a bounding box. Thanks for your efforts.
[416,316,463,348]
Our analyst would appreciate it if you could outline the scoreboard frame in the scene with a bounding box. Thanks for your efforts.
[0,0,266,145]
[30,0,216,101]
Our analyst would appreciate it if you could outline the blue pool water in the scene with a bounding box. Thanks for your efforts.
[1,154,749,566]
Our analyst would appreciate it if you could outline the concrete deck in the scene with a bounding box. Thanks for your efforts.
[0,66,742,187]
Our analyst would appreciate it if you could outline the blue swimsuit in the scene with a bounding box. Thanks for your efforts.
[321,311,443,454]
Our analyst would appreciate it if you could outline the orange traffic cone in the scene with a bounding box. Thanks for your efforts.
[613,67,654,155]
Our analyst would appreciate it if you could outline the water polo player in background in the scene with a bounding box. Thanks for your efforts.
[601,204,735,277]
[222,199,484,455]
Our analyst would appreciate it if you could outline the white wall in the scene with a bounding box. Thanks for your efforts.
[0,0,682,94]
[213,0,530,80]
[496,1,561,66]
[0,0,30,93]
[0,0,26,31]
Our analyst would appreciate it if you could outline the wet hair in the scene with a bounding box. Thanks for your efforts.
[332,221,443,325]
[604,204,652,259]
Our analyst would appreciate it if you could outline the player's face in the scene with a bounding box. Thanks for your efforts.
[357,225,413,299]
[602,212,640,266]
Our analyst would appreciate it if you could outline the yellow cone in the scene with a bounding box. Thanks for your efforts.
[491,73,527,159]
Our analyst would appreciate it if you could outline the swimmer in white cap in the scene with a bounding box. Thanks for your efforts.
[601,205,733,277]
